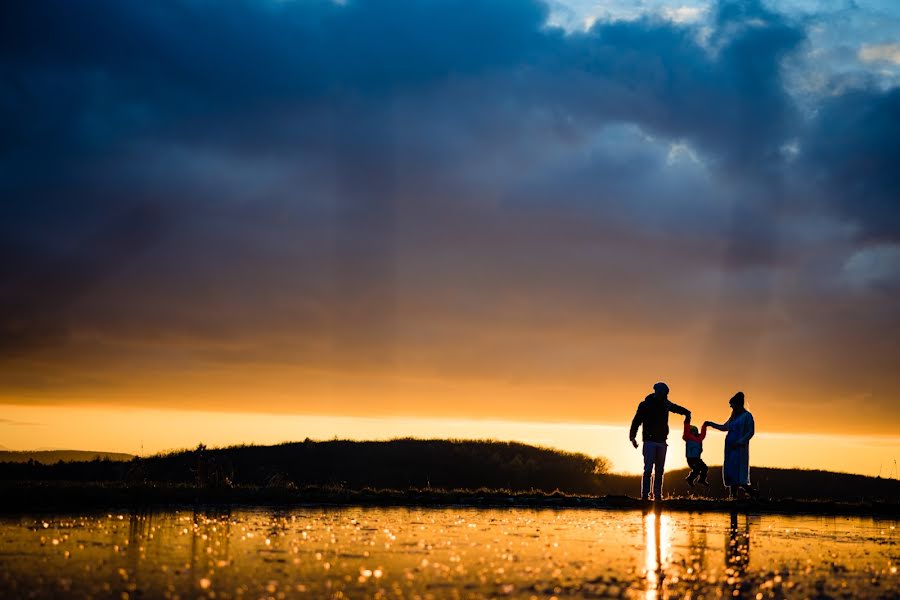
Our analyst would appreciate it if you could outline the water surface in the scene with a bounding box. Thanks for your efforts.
[1,507,897,598]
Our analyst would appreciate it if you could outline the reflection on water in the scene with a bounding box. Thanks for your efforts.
[642,511,671,599]
[727,512,752,597]
[0,507,896,598]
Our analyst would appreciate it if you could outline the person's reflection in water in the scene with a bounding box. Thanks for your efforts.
[726,512,751,597]
[686,513,708,583]
[643,506,671,600]
[190,509,233,594]
[126,511,153,590]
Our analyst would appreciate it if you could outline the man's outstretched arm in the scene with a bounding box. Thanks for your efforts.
[629,405,643,448]
[666,400,691,418]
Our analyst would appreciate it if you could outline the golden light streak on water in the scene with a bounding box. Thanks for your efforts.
[643,511,673,599]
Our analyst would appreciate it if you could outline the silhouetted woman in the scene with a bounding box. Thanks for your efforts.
[704,392,757,498]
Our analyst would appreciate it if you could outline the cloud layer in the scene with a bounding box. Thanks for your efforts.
[1,0,898,433]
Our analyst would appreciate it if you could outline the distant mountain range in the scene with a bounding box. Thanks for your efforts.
[0,450,134,464]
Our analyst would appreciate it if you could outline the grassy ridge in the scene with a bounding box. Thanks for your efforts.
[0,450,134,464]
[0,438,610,494]
[602,467,900,502]
[1,439,897,507]
[1,481,898,517]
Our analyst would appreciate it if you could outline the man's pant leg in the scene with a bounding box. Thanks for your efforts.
[652,442,667,500]
[641,442,655,499]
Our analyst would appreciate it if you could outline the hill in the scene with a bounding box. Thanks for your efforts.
[601,466,900,502]
[0,439,609,494]
[0,450,134,464]
[0,439,897,504]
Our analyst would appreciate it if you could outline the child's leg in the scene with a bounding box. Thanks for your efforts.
[698,459,709,484]
[685,458,698,484]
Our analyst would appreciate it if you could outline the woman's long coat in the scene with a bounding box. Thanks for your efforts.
[722,411,755,486]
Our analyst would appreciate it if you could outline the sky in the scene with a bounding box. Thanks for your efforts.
[1,0,899,475]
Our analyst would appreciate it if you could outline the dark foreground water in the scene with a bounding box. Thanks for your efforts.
[0,507,897,599]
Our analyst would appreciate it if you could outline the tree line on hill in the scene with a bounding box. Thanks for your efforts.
[0,439,610,494]
[0,439,897,502]
[602,467,900,502]
[0,450,134,464]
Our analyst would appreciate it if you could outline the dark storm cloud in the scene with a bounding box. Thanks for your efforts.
[801,86,900,242]
[0,204,165,356]
[1,0,802,167]
[0,0,549,165]
[555,0,804,172]
[1,0,899,421]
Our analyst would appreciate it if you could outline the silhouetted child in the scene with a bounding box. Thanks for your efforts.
[683,416,709,487]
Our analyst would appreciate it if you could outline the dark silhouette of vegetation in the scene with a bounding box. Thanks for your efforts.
[0,481,898,517]
[600,466,900,502]
[1,440,897,514]
[0,439,610,494]
[0,450,133,464]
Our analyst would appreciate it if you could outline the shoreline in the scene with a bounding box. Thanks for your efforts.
[2,481,898,518]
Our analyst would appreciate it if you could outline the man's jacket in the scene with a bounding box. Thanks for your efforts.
[629,394,690,443]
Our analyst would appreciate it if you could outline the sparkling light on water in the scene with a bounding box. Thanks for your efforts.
[0,508,896,598]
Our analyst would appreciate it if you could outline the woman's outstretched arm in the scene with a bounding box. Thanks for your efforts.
[703,418,729,432]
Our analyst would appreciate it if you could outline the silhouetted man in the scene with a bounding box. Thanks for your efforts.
[629,382,691,500]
